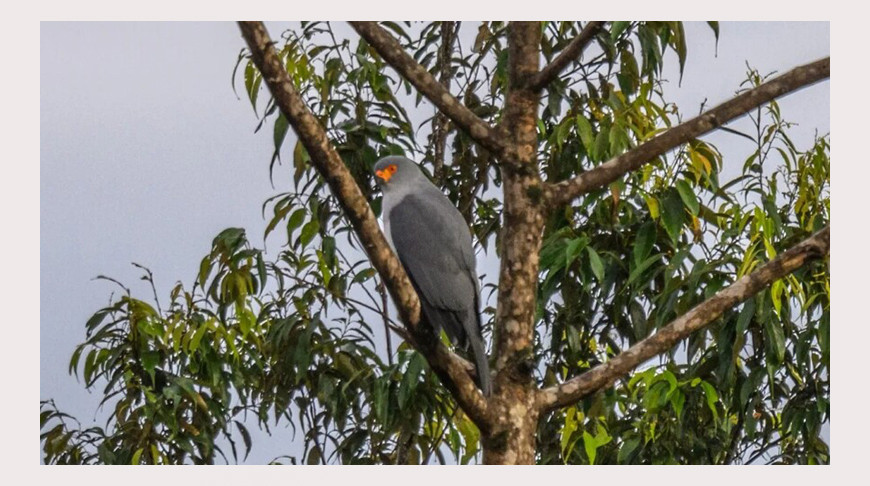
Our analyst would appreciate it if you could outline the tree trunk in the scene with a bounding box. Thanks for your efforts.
[484,21,544,465]
[483,387,540,464]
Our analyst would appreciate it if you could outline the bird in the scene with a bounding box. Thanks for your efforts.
[373,155,491,396]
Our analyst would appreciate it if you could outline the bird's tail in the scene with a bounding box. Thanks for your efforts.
[467,331,491,396]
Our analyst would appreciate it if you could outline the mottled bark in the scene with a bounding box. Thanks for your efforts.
[238,21,489,427]
[545,57,830,209]
[536,225,830,411]
[484,21,544,465]
[529,21,605,92]
[349,21,510,161]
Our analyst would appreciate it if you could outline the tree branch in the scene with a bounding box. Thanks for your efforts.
[238,21,490,427]
[431,21,458,184]
[528,21,605,92]
[536,225,830,412]
[348,21,512,162]
[545,57,830,209]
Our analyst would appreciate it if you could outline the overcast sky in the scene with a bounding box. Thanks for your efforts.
[40,21,829,464]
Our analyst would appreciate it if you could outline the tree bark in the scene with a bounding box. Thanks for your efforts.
[483,21,544,465]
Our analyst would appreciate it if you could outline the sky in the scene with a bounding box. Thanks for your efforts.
[40,21,830,465]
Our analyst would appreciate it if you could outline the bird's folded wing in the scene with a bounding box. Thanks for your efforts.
[387,193,477,312]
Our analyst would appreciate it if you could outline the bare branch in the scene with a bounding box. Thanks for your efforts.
[238,21,490,426]
[349,21,511,162]
[528,21,605,92]
[536,225,830,412]
[431,21,458,183]
[545,57,830,209]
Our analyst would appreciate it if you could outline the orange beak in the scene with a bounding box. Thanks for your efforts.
[375,164,397,183]
[375,169,392,183]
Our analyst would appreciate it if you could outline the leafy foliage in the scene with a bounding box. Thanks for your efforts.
[42,21,828,464]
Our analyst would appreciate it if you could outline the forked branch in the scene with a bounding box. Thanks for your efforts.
[528,21,605,92]
[349,21,511,162]
[536,225,830,412]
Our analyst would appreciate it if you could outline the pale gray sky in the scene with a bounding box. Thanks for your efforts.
[40,21,829,464]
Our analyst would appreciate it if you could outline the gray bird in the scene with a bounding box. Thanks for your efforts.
[373,156,491,396]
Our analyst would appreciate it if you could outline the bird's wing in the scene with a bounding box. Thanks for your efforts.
[387,192,476,312]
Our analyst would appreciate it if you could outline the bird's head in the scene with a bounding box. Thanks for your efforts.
[372,156,425,191]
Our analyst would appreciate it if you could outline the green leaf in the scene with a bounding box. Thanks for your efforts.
[628,253,662,285]
[618,437,640,464]
[770,279,784,316]
[660,190,685,243]
[398,353,425,410]
[131,447,144,465]
[764,317,786,364]
[351,268,377,284]
[299,219,320,247]
[660,370,678,394]
[736,299,755,335]
[293,141,310,183]
[633,220,656,266]
[307,445,322,465]
[819,312,829,363]
[243,61,262,113]
[265,202,294,241]
[675,180,700,215]
[575,115,595,153]
[286,208,307,239]
[198,256,212,290]
[85,309,110,333]
[586,247,605,282]
[611,21,631,42]
[563,237,588,268]
[141,350,160,376]
[560,407,579,458]
[238,307,254,337]
[189,322,209,352]
[372,378,390,424]
[707,21,720,43]
[235,421,253,461]
[256,251,267,291]
[69,346,84,377]
[272,113,290,165]
[644,195,660,219]
[458,416,480,464]
[592,125,610,162]
[668,21,688,81]
[215,227,246,252]
[700,381,719,420]
[670,389,686,419]
[582,427,610,465]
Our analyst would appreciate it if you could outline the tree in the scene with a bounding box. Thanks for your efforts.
[40,21,829,465]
